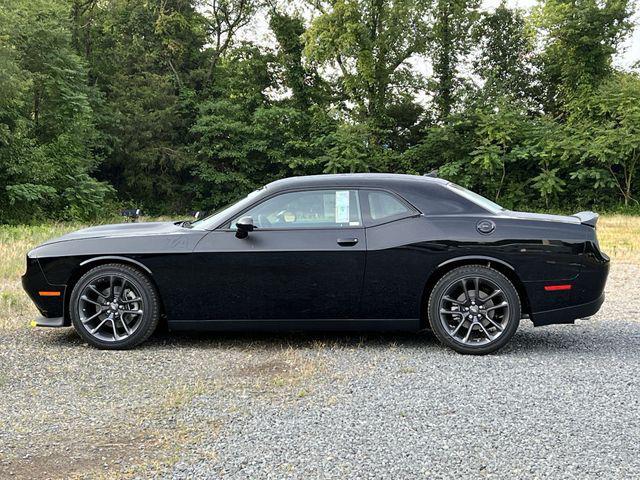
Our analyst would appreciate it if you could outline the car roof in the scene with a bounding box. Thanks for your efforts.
[265,173,449,191]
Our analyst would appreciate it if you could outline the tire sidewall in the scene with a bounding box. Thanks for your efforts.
[428,266,521,355]
[70,264,159,349]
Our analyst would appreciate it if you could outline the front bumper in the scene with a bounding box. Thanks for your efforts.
[531,293,605,326]
[22,256,69,325]
[31,316,66,328]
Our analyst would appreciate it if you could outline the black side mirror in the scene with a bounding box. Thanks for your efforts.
[235,216,255,239]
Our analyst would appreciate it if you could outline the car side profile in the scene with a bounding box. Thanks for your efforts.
[22,173,610,354]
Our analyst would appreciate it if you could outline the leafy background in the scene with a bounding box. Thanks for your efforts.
[1,0,639,223]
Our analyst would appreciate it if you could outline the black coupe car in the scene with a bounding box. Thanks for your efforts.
[23,174,609,354]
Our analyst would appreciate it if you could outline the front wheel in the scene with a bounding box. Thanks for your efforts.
[69,263,160,349]
[428,265,521,355]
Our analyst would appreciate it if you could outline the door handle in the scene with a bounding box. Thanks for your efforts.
[337,238,359,247]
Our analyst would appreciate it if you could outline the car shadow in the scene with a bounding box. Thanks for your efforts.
[146,329,440,351]
[41,321,640,357]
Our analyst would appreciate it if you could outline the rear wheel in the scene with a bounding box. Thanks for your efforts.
[428,265,521,355]
[69,263,159,349]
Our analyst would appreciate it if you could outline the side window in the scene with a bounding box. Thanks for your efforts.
[235,189,362,229]
[364,190,414,222]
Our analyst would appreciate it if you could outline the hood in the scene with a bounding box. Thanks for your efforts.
[503,210,581,225]
[40,222,186,246]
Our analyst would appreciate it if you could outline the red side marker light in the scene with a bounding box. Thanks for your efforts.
[544,284,572,292]
[39,291,61,297]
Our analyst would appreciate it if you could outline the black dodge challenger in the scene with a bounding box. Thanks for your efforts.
[23,174,610,354]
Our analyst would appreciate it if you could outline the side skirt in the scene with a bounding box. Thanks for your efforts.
[168,319,420,332]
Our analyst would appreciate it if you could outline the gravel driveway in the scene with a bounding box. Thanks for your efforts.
[1,264,639,479]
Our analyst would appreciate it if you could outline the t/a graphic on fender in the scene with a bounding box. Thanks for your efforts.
[22,173,609,354]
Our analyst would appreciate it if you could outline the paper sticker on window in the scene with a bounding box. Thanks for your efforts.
[335,191,350,223]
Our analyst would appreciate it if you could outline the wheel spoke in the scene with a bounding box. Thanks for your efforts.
[480,289,502,304]
[461,279,470,302]
[90,316,111,334]
[120,317,131,335]
[463,324,474,343]
[81,310,103,324]
[443,295,463,305]
[474,277,480,300]
[81,295,103,307]
[483,315,504,331]
[484,301,508,312]
[477,322,494,340]
[125,309,144,316]
[111,318,122,341]
[440,308,462,315]
[451,318,466,336]
[87,285,104,298]
[116,277,127,301]
[109,275,115,300]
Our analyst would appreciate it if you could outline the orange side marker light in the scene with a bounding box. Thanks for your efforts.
[38,291,61,297]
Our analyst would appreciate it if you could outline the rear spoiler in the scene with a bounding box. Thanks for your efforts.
[573,211,599,227]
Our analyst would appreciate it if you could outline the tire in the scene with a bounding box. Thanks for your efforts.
[69,263,160,350]
[427,265,521,355]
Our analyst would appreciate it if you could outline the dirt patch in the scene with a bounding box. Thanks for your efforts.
[0,432,157,480]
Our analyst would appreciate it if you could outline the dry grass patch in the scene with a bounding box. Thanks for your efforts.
[597,215,640,264]
[0,223,83,330]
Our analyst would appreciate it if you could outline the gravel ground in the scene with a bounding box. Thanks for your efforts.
[1,263,639,479]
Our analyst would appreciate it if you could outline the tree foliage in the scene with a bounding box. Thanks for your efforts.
[0,0,639,223]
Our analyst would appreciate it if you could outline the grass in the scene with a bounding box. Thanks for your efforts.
[0,223,84,329]
[597,215,640,264]
[0,215,638,331]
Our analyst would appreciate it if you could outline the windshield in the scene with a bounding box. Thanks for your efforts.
[447,183,504,214]
[191,188,265,230]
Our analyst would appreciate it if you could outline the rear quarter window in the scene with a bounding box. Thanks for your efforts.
[368,191,411,219]
[398,183,486,215]
[362,190,417,224]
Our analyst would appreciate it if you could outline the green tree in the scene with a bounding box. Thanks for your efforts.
[199,0,262,87]
[562,74,640,206]
[269,10,330,109]
[303,0,433,143]
[472,3,537,106]
[84,0,206,212]
[0,0,113,222]
[535,0,633,113]
[431,0,479,120]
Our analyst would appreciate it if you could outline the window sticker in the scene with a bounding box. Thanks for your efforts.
[335,190,350,223]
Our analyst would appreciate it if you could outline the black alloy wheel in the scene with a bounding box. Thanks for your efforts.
[69,263,159,349]
[428,265,521,354]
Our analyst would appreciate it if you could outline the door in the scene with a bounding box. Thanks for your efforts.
[359,189,425,320]
[191,189,366,321]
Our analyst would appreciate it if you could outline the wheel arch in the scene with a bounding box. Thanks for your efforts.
[64,256,165,325]
[79,256,152,274]
[419,256,530,329]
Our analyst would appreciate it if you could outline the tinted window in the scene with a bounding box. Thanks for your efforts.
[446,183,504,214]
[236,189,362,229]
[365,190,413,221]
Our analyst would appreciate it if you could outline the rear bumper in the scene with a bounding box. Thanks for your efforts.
[531,293,605,327]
